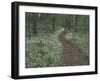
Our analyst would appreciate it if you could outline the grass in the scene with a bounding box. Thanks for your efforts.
[25,28,64,68]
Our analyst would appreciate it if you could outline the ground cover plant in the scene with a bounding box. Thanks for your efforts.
[25,13,89,68]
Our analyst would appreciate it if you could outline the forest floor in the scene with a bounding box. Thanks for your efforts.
[59,30,89,66]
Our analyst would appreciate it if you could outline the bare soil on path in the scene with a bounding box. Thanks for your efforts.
[59,31,89,66]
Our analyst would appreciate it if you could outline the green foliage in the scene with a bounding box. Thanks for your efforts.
[25,13,89,68]
[25,28,64,68]
[65,32,89,56]
[65,15,89,56]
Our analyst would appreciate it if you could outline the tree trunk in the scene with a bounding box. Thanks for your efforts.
[52,17,56,32]
[33,14,38,34]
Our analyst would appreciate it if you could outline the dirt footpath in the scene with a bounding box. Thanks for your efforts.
[59,31,89,66]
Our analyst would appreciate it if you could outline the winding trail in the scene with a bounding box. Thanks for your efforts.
[59,31,89,66]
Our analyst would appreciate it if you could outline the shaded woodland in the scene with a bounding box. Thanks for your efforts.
[25,12,89,68]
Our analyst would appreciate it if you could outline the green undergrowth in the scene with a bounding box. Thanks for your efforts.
[25,28,64,68]
[65,31,89,56]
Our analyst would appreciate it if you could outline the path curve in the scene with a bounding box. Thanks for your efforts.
[59,31,88,66]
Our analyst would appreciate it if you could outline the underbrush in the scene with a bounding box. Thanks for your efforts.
[25,28,64,68]
[65,31,89,56]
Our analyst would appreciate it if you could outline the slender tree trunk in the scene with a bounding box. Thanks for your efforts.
[52,17,56,32]
[75,15,77,33]
[33,14,38,34]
